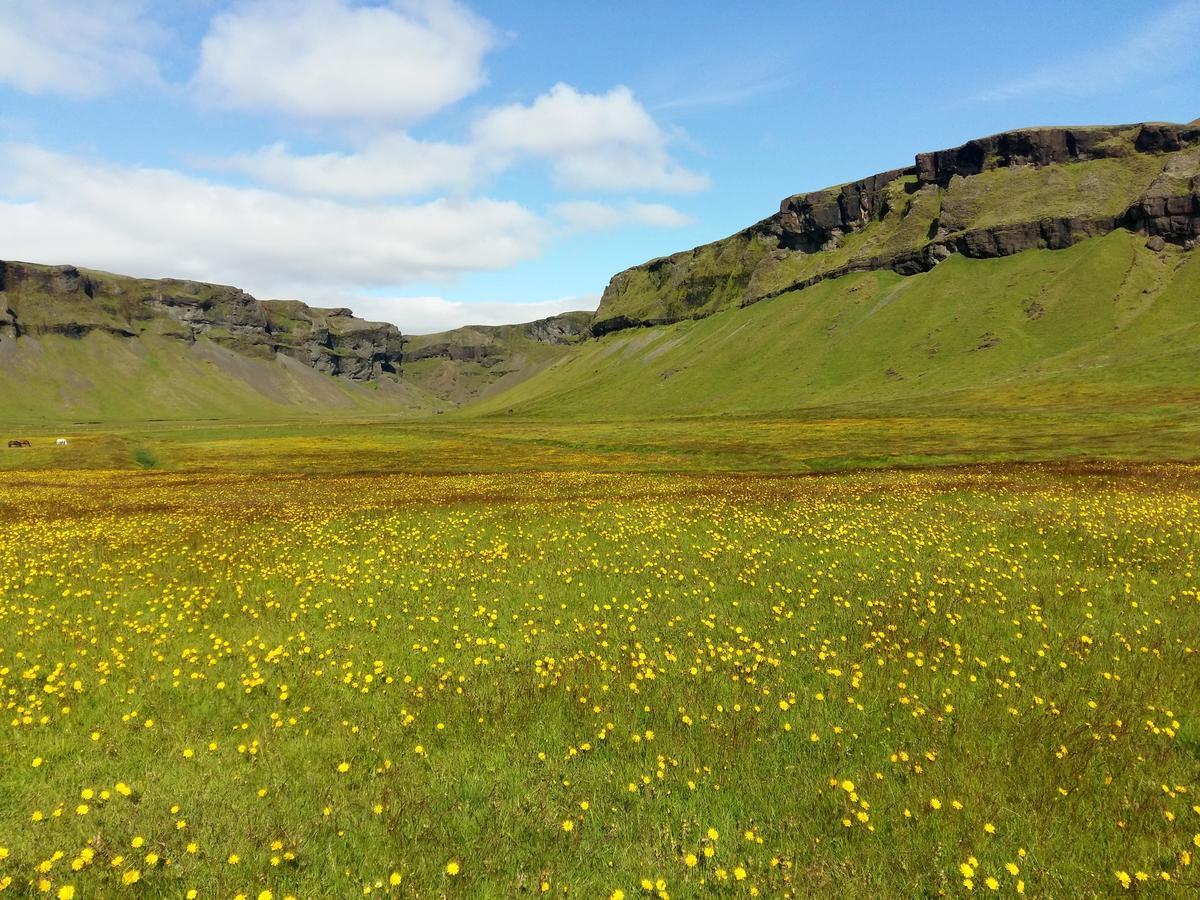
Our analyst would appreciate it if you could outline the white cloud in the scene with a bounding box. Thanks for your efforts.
[0,145,545,297]
[553,201,693,231]
[0,0,161,97]
[473,83,709,193]
[211,82,709,201]
[194,0,496,123]
[980,0,1200,102]
[336,293,599,334]
[218,133,486,198]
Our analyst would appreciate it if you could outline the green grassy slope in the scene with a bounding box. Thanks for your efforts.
[593,125,1198,332]
[401,312,592,407]
[0,331,436,425]
[470,232,1200,420]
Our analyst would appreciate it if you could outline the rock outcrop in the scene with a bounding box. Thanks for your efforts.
[0,262,405,381]
[402,312,592,366]
[594,120,1200,334]
[398,311,593,405]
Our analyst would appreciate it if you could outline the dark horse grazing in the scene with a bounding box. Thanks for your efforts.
[7,439,31,448]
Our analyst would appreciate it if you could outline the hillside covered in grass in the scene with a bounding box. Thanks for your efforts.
[470,231,1200,422]
[1,118,1198,428]
[592,120,1199,334]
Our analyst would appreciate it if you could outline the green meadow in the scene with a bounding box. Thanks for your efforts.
[2,232,1200,898]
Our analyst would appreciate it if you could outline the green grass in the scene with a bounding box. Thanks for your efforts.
[473,233,1200,423]
[0,463,1198,897]
[591,148,1188,330]
[0,332,436,426]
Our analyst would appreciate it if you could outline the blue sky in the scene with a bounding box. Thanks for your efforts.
[1,1,1198,333]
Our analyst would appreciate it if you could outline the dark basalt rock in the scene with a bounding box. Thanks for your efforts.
[403,342,494,364]
[521,312,592,345]
[915,126,1126,185]
[0,261,405,381]
[777,167,914,251]
[594,118,1200,336]
[405,312,593,363]
[0,306,17,340]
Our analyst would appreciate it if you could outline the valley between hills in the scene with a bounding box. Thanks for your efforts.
[2,118,1198,474]
[3,115,1200,900]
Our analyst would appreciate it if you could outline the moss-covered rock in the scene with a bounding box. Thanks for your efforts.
[594,120,1200,334]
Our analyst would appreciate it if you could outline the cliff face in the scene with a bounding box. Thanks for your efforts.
[594,120,1200,334]
[0,262,405,381]
[401,312,592,365]
[399,311,593,406]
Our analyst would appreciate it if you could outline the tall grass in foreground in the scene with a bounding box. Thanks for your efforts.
[0,465,1197,897]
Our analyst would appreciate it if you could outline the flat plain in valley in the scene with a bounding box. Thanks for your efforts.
[0,420,1198,897]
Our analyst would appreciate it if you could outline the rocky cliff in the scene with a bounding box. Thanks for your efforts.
[399,311,593,406]
[0,261,405,381]
[402,312,591,365]
[594,120,1200,334]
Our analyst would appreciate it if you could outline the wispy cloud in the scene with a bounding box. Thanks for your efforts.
[652,71,803,113]
[978,0,1200,102]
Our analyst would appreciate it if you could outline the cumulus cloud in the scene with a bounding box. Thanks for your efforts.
[194,0,496,123]
[0,145,545,297]
[217,133,487,199]
[0,0,162,97]
[214,83,707,200]
[553,201,693,231]
[474,83,709,193]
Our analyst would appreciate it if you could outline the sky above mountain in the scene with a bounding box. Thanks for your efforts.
[1,0,1198,333]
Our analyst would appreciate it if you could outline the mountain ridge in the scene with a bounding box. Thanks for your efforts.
[3,116,1200,425]
[592,119,1199,335]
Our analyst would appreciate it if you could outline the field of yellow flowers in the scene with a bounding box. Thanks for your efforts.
[1,463,1198,897]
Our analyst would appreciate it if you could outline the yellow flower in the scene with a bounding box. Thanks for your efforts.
[684,853,697,868]
[610,891,625,900]
[122,869,141,885]
[337,761,350,773]
[929,797,942,810]
[985,877,999,891]
[706,827,719,841]
[389,872,402,886]
[562,819,574,832]
[734,866,747,881]
[58,887,76,900]
[445,860,460,876]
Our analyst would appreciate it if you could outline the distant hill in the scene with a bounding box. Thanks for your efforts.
[400,312,592,407]
[592,120,1198,334]
[471,230,1200,420]
[2,117,1197,426]
[0,261,433,423]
